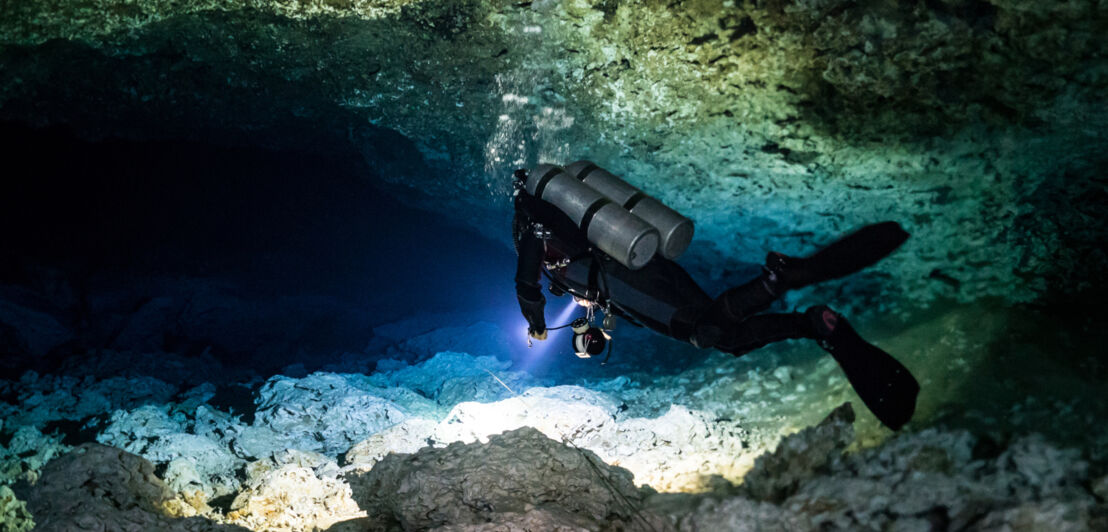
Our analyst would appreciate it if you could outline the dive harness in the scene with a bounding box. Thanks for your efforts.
[536,235,629,365]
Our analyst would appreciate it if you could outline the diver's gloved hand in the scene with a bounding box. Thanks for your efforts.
[528,327,548,341]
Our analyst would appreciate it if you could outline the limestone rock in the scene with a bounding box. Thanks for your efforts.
[348,426,650,530]
[0,485,33,532]
[429,385,753,492]
[97,404,244,501]
[368,350,532,406]
[970,499,1097,532]
[433,507,615,531]
[22,443,248,531]
[596,405,748,493]
[1,0,1103,308]
[993,434,1088,499]
[244,448,343,486]
[230,424,288,461]
[0,426,69,485]
[393,323,520,365]
[741,402,855,502]
[675,495,804,531]
[5,371,177,429]
[1093,475,1108,501]
[228,463,363,532]
[252,372,416,456]
[342,417,437,472]
[58,348,233,388]
[431,385,618,445]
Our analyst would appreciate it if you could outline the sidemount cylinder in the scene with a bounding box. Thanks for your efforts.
[564,160,694,260]
[526,164,659,270]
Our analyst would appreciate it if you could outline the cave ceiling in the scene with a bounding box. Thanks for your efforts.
[1,0,1105,308]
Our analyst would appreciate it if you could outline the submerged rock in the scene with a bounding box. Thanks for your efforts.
[368,350,533,406]
[5,371,177,429]
[22,443,248,531]
[4,347,1104,531]
[342,418,438,472]
[431,385,618,446]
[0,485,33,532]
[601,405,749,493]
[347,426,661,531]
[427,385,751,492]
[251,372,418,457]
[674,404,1106,531]
[741,402,856,502]
[0,293,73,370]
[228,463,363,531]
[0,425,69,486]
[97,404,245,501]
[1,0,1103,307]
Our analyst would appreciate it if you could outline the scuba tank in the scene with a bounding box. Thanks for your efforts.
[563,160,694,260]
[524,164,660,270]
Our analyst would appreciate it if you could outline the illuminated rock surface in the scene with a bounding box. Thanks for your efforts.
[228,462,363,531]
[347,426,660,531]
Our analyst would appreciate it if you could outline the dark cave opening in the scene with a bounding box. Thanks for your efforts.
[0,121,519,379]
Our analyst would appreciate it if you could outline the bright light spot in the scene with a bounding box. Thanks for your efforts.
[502,94,530,104]
[498,114,511,121]
[523,26,542,34]
[517,299,578,373]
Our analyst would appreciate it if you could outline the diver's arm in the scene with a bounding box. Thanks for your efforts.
[514,220,547,338]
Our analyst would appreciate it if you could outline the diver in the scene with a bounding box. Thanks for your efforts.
[513,162,920,431]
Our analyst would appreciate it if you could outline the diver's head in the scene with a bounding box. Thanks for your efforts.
[512,169,528,194]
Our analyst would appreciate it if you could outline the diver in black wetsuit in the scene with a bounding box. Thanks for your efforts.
[512,164,920,431]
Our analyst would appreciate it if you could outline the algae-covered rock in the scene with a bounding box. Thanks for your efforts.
[0,485,33,532]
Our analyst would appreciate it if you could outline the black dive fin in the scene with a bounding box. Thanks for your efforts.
[820,319,919,431]
[785,222,909,288]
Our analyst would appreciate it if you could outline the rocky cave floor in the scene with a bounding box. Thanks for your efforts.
[1,300,1107,531]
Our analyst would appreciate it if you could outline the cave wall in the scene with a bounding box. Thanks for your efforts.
[0,0,1105,308]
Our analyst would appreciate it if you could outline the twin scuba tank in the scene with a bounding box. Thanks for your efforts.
[523,161,694,270]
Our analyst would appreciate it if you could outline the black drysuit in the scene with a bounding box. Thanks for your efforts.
[512,185,921,431]
[513,189,815,355]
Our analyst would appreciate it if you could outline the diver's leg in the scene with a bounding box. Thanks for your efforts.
[692,270,784,348]
[714,312,812,355]
[694,222,909,348]
[716,306,919,430]
[769,221,909,290]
